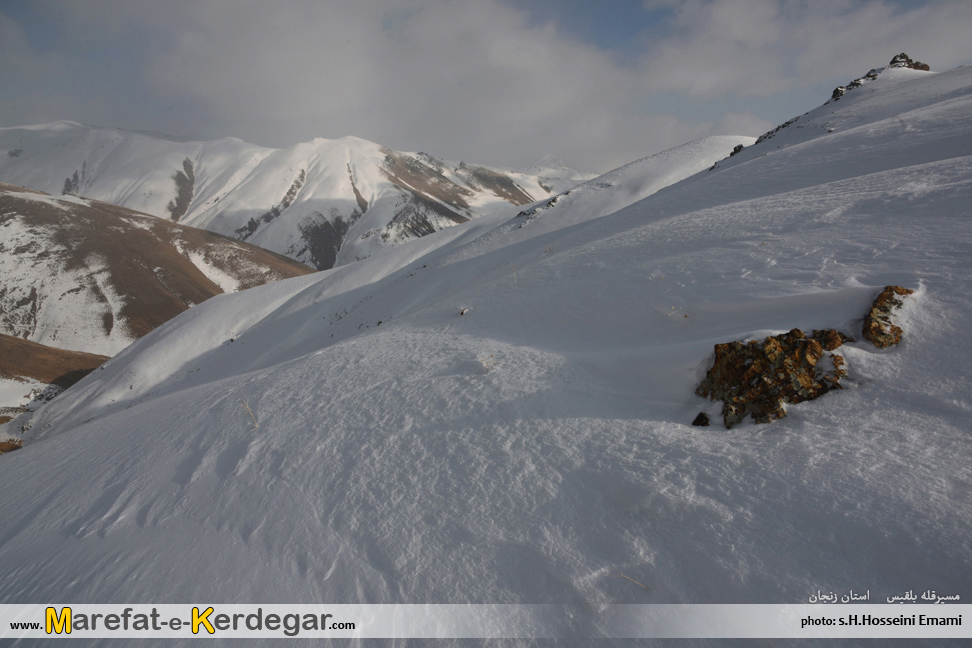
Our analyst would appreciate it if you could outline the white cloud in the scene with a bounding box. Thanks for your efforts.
[135,0,654,169]
[711,111,776,137]
[638,0,972,98]
[2,0,971,173]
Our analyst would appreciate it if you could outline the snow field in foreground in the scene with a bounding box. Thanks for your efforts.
[0,64,970,648]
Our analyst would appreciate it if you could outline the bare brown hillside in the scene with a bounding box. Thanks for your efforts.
[0,333,109,426]
[0,182,315,355]
[0,332,108,386]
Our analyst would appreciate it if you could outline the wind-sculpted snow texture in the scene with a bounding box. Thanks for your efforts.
[2,64,972,646]
[0,127,600,270]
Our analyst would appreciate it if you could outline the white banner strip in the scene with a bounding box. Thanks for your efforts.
[1,604,968,639]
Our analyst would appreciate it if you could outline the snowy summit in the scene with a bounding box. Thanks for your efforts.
[0,127,603,270]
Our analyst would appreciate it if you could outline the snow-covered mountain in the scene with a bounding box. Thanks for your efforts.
[0,183,314,356]
[2,59,971,642]
[0,124,600,270]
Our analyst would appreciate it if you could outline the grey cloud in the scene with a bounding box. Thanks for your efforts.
[2,0,971,173]
[639,0,972,98]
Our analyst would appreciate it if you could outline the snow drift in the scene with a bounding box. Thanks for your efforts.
[2,62,971,646]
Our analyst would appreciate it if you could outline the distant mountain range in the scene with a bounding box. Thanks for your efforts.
[0,123,596,270]
[0,131,752,429]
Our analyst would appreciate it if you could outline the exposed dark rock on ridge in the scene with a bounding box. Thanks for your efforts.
[167,158,195,222]
[383,191,468,241]
[380,149,473,214]
[455,162,535,206]
[0,439,22,456]
[295,209,356,271]
[755,116,800,145]
[756,54,933,146]
[62,161,86,195]
[831,53,930,102]
[347,164,369,213]
[235,169,306,241]
[831,69,881,101]
[889,53,930,71]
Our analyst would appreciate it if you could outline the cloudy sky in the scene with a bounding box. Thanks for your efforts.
[2,0,971,172]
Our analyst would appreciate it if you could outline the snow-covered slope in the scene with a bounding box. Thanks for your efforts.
[2,62,971,643]
[0,126,596,270]
[0,183,314,356]
[513,135,756,229]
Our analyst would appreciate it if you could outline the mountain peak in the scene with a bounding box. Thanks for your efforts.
[0,125,560,270]
[888,52,930,71]
[829,52,933,102]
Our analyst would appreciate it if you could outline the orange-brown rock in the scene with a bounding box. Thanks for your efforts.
[862,286,914,348]
[812,329,853,351]
[696,328,848,428]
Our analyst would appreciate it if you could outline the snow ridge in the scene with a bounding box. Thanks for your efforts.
[1,62,971,641]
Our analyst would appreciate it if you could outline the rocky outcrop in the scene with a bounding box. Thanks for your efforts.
[62,160,87,195]
[831,54,930,102]
[755,116,799,145]
[831,69,881,101]
[166,158,195,222]
[691,412,710,427]
[811,329,851,351]
[235,169,306,241]
[695,285,916,428]
[295,209,356,271]
[862,285,914,348]
[696,329,849,429]
[888,53,930,71]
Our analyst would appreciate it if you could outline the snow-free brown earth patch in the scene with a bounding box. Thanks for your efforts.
[0,182,315,351]
[0,333,109,426]
[0,439,23,455]
[0,333,109,387]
